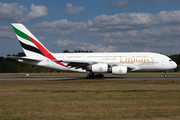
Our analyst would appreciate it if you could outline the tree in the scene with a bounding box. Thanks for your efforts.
[63,50,70,53]
[16,52,25,57]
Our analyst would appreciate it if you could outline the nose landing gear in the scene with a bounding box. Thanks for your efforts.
[164,72,168,78]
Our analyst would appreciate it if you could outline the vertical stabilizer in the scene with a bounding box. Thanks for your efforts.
[11,23,50,57]
[11,23,68,68]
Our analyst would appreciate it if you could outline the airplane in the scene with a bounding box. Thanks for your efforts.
[7,23,177,78]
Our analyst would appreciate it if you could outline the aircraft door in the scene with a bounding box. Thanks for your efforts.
[82,55,86,60]
[161,60,165,66]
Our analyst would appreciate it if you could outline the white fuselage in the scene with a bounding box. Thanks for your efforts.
[23,52,177,73]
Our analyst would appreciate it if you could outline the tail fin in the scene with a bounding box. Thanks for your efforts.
[11,23,68,68]
[11,23,51,58]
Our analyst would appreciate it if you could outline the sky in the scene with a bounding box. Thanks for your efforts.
[0,0,180,56]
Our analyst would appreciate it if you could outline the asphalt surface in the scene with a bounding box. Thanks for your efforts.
[0,76,179,81]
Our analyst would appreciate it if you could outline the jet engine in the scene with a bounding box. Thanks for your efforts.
[86,64,127,75]
[111,66,127,75]
[87,63,108,73]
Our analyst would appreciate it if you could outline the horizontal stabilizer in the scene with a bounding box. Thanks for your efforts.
[6,56,42,62]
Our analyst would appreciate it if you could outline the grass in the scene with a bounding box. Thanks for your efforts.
[21,89,154,93]
[0,79,180,119]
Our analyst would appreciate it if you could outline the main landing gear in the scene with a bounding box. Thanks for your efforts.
[87,73,104,78]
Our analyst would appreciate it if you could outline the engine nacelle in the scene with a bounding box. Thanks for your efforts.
[112,66,127,75]
[91,63,108,73]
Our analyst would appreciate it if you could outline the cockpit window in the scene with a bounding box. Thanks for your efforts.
[169,59,172,61]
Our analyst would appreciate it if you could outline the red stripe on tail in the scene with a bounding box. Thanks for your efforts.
[28,35,68,68]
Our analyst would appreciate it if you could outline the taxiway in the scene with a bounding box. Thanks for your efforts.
[0,76,179,81]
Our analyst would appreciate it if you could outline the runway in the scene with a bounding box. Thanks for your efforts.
[0,76,179,81]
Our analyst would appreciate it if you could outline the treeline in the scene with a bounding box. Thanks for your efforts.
[0,52,180,73]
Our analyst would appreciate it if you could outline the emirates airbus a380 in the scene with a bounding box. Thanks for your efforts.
[7,23,177,78]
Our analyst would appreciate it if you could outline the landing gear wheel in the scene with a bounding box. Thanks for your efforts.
[94,73,104,78]
[164,74,168,78]
[100,74,104,78]
[87,74,90,78]
[87,73,104,78]
[87,73,94,78]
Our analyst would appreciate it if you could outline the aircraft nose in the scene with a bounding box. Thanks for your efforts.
[173,61,177,69]
[169,61,177,69]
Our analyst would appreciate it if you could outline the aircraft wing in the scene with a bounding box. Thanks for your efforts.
[53,60,91,63]
[54,60,97,70]
[54,59,141,71]
[125,65,141,71]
